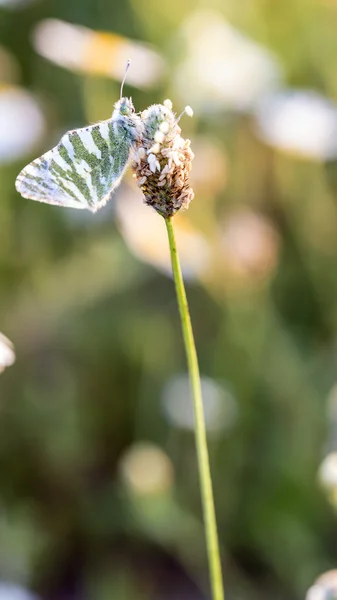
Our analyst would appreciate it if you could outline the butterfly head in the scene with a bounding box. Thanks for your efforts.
[119,97,136,116]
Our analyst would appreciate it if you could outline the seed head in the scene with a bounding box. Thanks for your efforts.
[131,100,194,218]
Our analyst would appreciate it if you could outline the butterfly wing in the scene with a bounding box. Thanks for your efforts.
[15,119,135,212]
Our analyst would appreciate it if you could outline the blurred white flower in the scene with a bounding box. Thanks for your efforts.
[254,90,337,160]
[318,453,337,491]
[0,583,38,600]
[220,209,280,282]
[0,0,36,6]
[306,570,337,600]
[119,442,174,496]
[189,136,227,196]
[162,373,237,434]
[0,332,15,373]
[174,10,282,113]
[115,184,211,280]
[0,87,45,163]
[33,19,165,88]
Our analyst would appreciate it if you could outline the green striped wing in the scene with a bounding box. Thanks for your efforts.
[15,118,134,212]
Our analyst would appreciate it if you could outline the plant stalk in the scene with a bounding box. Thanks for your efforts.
[164,216,225,600]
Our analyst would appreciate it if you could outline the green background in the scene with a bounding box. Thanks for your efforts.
[1,0,337,598]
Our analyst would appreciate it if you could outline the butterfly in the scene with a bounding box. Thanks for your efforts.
[15,62,144,213]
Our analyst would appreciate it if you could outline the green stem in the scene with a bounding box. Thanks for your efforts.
[164,216,225,600]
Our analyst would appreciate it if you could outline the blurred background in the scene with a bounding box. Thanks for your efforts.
[1,0,337,599]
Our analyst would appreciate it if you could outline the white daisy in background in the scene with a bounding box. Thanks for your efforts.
[33,19,165,89]
[161,373,238,434]
[0,332,15,373]
[0,87,45,164]
[0,0,36,7]
[188,136,227,196]
[174,10,282,114]
[119,442,174,496]
[0,584,38,600]
[220,209,280,281]
[306,570,337,600]
[254,90,337,160]
[318,453,337,494]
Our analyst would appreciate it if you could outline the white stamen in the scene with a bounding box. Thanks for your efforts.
[172,136,185,150]
[166,150,181,166]
[176,105,194,123]
[163,99,173,110]
[159,121,170,134]
[148,153,160,173]
[154,131,165,144]
[159,170,168,181]
[132,146,146,165]
[147,143,161,154]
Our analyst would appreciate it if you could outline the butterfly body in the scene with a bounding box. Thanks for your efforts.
[15,97,143,212]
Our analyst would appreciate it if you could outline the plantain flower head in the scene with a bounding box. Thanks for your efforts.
[131,99,194,218]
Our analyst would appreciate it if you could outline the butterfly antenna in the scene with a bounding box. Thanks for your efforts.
[120,60,131,100]
[176,105,194,122]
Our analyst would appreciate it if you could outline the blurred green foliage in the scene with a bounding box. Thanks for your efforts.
[1,1,337,599]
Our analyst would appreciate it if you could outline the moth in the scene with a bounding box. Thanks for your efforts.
[15,62,144,213]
